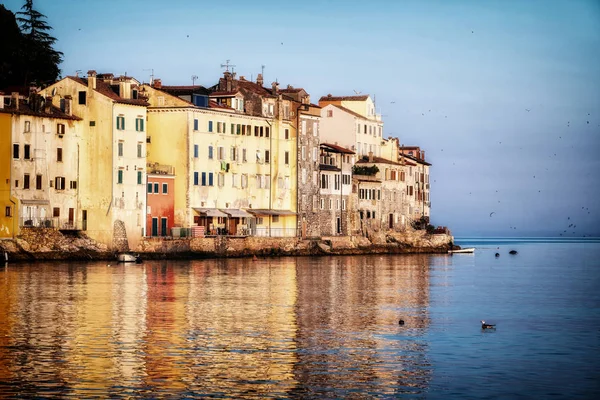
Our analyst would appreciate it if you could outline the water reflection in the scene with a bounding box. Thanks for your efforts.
[0,255,434,398]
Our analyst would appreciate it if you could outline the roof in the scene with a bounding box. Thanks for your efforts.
[356,155,415,167]
[401,153,431,166]
[236,79,276,98]
[208,100,234,110]
[329,104,377,122]
[321,143,355,154]
[0,99,81,121]
[279,87,304,93]
[67,76,149,106]
[319,94,369,102]
[210,90,241,97]
[320,164,341,172]
[159,85,210,96]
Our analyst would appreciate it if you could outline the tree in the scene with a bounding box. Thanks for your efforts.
[15,0,63,86]
[0,5,24,89]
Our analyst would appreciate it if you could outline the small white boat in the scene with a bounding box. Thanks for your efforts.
[117,253,142,263]
[448,248,475,254]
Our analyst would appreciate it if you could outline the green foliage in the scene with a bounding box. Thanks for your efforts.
[0,0,62,88]
[352,165,379,176]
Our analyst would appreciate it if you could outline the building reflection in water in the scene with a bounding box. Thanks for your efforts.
[0,255,433,397]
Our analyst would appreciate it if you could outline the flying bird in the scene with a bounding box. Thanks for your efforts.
[525,109,531,112]
[489,212,495,217]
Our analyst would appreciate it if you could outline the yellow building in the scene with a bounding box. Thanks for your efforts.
[41,71,149,249]
[141,74,298,237]
[0,91,82,239]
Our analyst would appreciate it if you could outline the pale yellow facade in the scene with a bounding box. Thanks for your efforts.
[142,85,297,236]
[41,74,148,249]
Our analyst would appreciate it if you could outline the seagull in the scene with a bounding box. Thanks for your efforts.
[481,320,496,329]
[525,109,531,112]
[353,90,361,94]
[391,101,396,104]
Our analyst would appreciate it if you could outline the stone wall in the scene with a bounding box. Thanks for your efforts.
[0,227,453,262]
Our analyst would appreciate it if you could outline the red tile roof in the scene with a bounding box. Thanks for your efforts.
[356,155,415,166]
[210,90,240,97]
[209,100,233,110]
[319,94,369,102]
[0,100,81,121]
[321,143,355,154]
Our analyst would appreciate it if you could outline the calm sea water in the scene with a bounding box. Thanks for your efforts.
[0,238,598,399]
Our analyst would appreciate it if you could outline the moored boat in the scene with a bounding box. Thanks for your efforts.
[448,248,475,254]
[117,253,143,263]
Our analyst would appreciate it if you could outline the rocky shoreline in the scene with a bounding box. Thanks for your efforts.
[0,228,454,262]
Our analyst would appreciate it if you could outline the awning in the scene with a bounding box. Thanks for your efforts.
[20,199,50,205]
[192,208,228,217]
[246,209,296,216]
[220,208,252,218]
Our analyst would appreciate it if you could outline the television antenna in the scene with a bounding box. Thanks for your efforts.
[221,60,236,73]
[143,68,154,85]
[191,75,198,86]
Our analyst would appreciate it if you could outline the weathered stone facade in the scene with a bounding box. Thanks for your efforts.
[296,113,321,238]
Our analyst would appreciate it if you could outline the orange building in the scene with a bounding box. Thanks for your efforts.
[146,163,175,236]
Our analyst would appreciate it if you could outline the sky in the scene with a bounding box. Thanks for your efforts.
[4,0,600,237]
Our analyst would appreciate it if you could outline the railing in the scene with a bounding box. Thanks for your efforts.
[20,217,80,230]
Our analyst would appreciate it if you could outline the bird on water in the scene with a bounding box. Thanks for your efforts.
[481,320,496,329]
[509,250,518,255]
[398,319,405,325]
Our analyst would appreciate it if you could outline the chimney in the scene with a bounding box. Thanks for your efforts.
[12,92,19,110]
[368,151,374,162]
[256,73,263,86]
[153,78,162,89]
[224,71,233,92]
[87,70,97,89]
[119,76,131,99]
[64,95,72,116]
[45,96,52,113]
[421,150,425,161]
[271,81,279,95]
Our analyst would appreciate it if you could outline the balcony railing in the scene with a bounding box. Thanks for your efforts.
[20,217,80,230]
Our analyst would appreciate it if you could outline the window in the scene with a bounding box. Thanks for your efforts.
[118,141,124,157]
[364,125,367,134]
[56,147,63,162]
[55,176,66,190]
[208,173,213,186]
[260,126,264,137]
[24,144,30,160]
[256,174,262,188]
[265,174,270,189]
[13,144,19,159]
[218,173,224,187]
[272,215,279,223]
[147,183,153,193]
[138,142,143,158]
[321,174,329,189]
[36,175,42,190]
[327,109,333,117]
[53,208,60,217]
[301,146,305,160]
[313,147,318,161]
[237,124,241,135]
[208,121,213,132]
[194,172,199,185]
[217,122,222,133]
[242,148,247,162]
[320,198,324,209]
[357,124,360,133]
[24,121,31,132]
[246,125,251,136]
[265,127,270,137]
[154,183,159,193]
[284,151,289,165]
[117,170,123,184]
[218,146,225,160]
[137,171,143,184]
[329,199,333,210]
[116,116,125,130]
[23,174,30,189]
[135,117,144,132]
[284,129,289,139]
[254,126,259,137]
[201,172,207,186]
[241,174,248,188]
[194,144,199,158]
[194,119,199,131]
[342,199,346,210]
[5,206,11,217]
[162,183,168,194]
[265,150,270,164]
[334,174,340,190]
[301,168,306,184]
[78,91,86,105]
[232,173,238,187]
[230,146,237,161]
[301,120,306,135]
[70,180,77,189]
[313,171,318,185]
[57,123,65,135]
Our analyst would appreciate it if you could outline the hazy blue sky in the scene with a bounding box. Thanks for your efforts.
[4,0,599,237]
